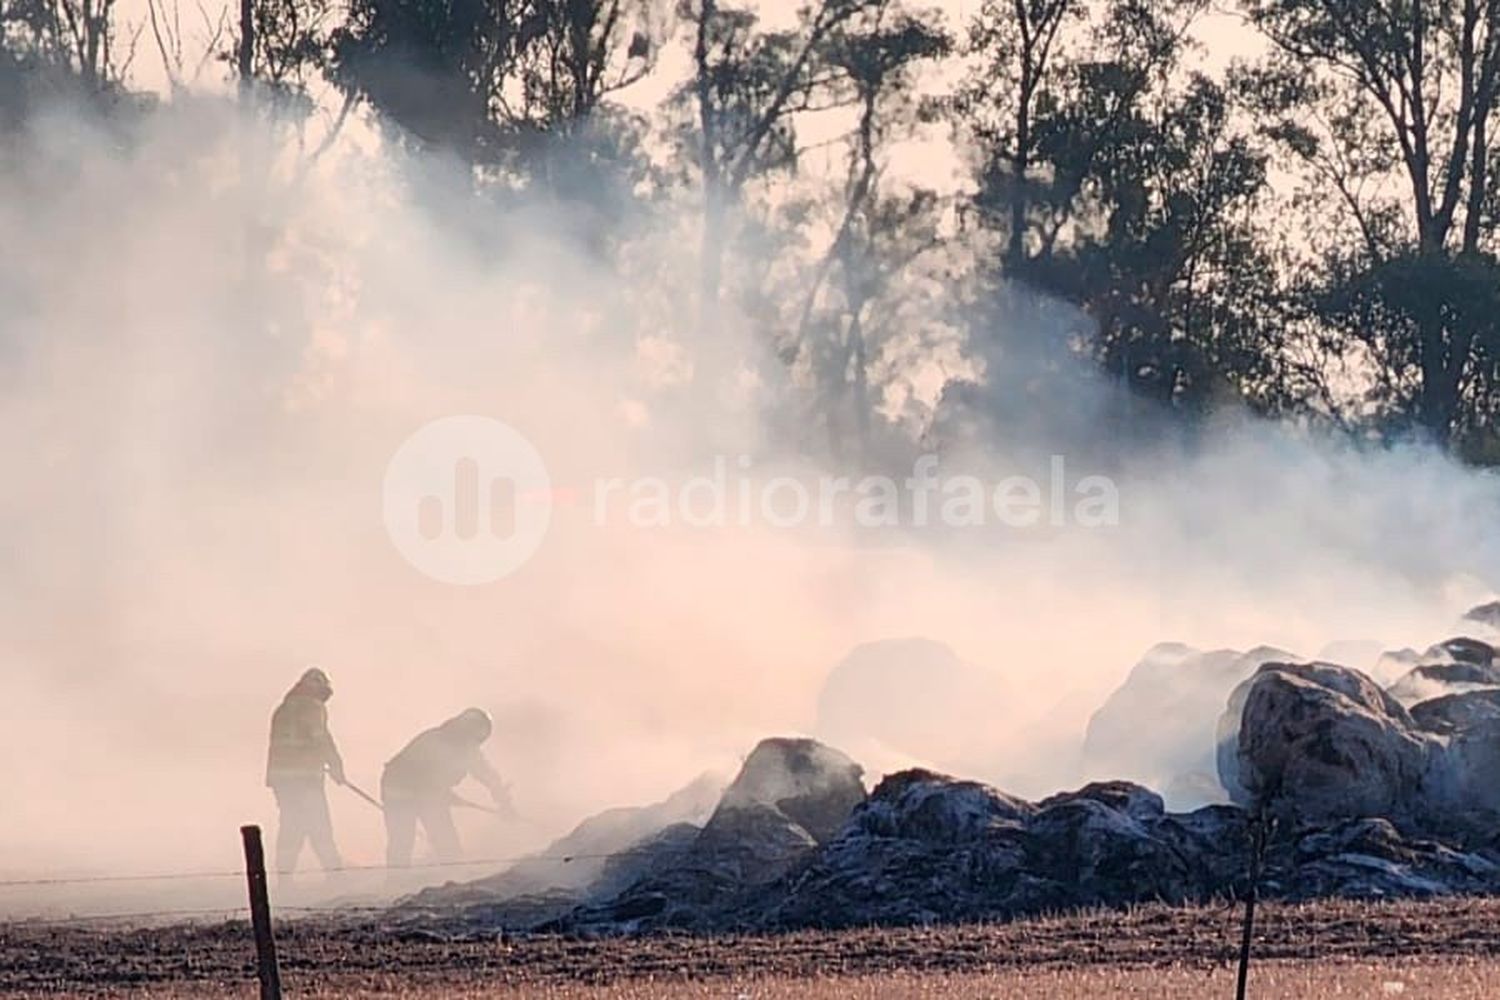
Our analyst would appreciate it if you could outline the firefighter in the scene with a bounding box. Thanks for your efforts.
[380,708,509,868]
[265,667,346,875]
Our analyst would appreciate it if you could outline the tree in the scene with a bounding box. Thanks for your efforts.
[244,0,336,101]
[788,3,950,457]
[1,0,135,117]
[1316,248,1500,452]
[1240,0,1500,447]
[959,0,1281,414]
[1037,61,1278,411]
[675,0,878,331]
[958,0,1080,270]
[330,0,652,174]
[143,0,228,96]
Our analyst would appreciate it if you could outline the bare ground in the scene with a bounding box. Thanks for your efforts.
[7,897,1500,997]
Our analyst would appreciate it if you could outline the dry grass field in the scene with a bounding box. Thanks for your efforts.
[16,959,1490,999]
[7,898,1500,997]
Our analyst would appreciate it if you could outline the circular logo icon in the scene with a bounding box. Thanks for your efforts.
[383,416,552,584]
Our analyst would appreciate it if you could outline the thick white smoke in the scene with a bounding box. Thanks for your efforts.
[1,93,1497,918]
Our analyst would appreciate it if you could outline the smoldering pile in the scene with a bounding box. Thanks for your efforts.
[395,602,1500,935]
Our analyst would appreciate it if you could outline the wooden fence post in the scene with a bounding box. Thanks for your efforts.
[1235,814,1266,1000]
[240,824,283,1000]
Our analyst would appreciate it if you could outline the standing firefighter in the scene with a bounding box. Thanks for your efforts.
[381,708,510,868]
[265,667,346,875]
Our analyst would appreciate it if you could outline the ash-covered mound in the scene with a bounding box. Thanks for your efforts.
[1231,662,1435,825]
[401,647,1500,937]
[759,772,1244,928]
[547,762,1500,935]
[399,772,725,925]
[1460,600,1500,642]
[539,683,1500,933]
[1084,643,1291,808]
[1412,688,1500,734]
[551,737,866,932]
[1226,660,1500,837]
[398,737,864,930]
[697,737,866,864]
[1387,637,1500,705]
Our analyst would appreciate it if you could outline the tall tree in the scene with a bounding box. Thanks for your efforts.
[241,0,335,102]
[676,0,877,331]
[958,0,1080,270]
[789,2,950,457]
[959,0,1280,413]
[1241,0,1500,447]
[1,0,132,106]
[330,0,652,171]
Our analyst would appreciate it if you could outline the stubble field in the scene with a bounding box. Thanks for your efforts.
[6,897,1500,997]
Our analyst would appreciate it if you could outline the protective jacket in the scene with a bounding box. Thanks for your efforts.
[266,670,344,786]
[382,713,504,800]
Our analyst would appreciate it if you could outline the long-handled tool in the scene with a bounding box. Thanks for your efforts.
[339,779,386,813]
[450,792,511,817]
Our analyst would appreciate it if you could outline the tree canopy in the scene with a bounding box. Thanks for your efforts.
[12,0,1500,461]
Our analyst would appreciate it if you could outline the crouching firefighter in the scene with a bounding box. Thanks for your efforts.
[265,667,347,875]
[380,708,511,869]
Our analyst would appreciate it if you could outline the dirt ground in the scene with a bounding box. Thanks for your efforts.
[6,897,1500,997]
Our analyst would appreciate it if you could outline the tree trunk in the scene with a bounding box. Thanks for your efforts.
[694,0,722,335]
[1008,93,1030,269]
[238,0,253,100]
[699,184,726,335]
[1418,320,1460,445]
[1464,113,1488,253]
[849,306,870,461]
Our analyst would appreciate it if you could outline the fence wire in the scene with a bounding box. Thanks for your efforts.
[0,840,798,927]
[0,846,659,890]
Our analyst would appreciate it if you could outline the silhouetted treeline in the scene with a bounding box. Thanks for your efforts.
[9,0,1500,462]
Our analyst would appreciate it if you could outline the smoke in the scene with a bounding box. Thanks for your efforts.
[2,91,1498,917]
